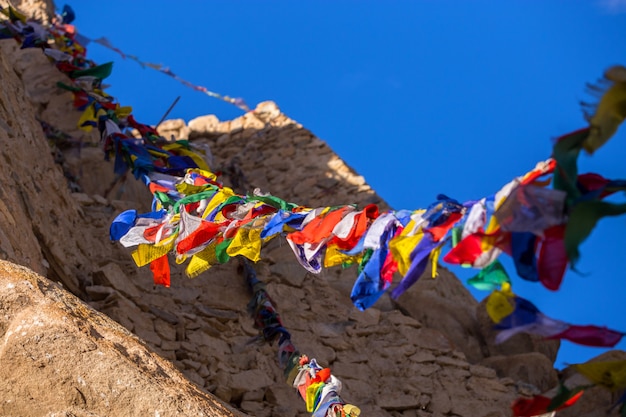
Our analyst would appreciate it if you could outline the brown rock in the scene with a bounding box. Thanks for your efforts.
[187,329,232,356]
[92,262,142,300]
[72,192,95,205]
[430,382,453,414]
[157,118,189,140]
[481,352,559,392]
[466,376,511,396]
[379,393,424,411]
[149,306,180,325]
[161,340,181,351]
[133,318,162,347]
[350,306,381,325]
[85,284,116,301]
[240,400,266,414]
[393,266,485,363]
[154,318,177,341]
[268,262,308,287]
[189,114,222,134]
[0,260,243,417]
[469,364,498,379]
[333,361,375,383]
[231,370,274,392]
[254,101,282,122]
[436,355,471,369]
[409,351,437,364]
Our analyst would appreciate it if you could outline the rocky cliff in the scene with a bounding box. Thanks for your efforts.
[0,1,623,416]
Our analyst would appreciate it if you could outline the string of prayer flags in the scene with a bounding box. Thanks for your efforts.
[388,195,463,300]
[84,77,626,308]
[442,159,555,270]
[242,260,360,416]
[2,3,622,295]
[53,5,249,112]
[4,4,626,356]
[38,118,85,150]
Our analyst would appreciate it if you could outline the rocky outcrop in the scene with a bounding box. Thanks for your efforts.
[0,28,94,296]
[0,260,242,417]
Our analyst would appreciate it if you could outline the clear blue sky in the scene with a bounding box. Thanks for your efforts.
[69,1,626,369]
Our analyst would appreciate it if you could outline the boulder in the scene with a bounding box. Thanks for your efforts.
[481,352,559,392]
[0,260,244,417]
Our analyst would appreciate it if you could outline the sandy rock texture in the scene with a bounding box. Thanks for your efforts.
[0,260,243,417]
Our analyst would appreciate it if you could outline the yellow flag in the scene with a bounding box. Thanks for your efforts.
[115,105,133,118]
[305,382,324,412]
[486,282,515,323]
[131,240,174,267]
[388,211,428,275]
[584,66,626,154]
[324,244,362,268]
[186,242,219,278]
[389,232,423,276]
[180,148,210,171]
[429,244,442,278]
[343,404,361,416]
[574,360,626,391]
[226,223,263,262]
[77,103,96,132]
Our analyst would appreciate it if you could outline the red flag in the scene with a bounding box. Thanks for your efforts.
[549,325,624,347]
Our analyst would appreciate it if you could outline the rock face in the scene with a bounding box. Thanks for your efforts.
[0,26,93,297]
[0,1,623,416]
[0,260,243,417]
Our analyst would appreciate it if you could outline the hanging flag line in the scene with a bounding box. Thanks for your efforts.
[78,34,250,113]
[242,259,360,416]
[0,4,626,344]
[68,5,250,112]
[1,5,249,112]
[2,1,626,367]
